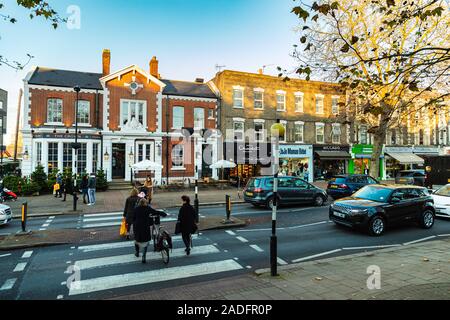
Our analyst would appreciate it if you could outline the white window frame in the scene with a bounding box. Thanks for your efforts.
[316,122,325,144]
[253,88,264,110]
[119,99,147,128]
[359,125,368,144]
[276,90,286,112]
[233,118,245,142]
[0,101,3,109]
[76,100,90,125]
[332,123,341,144]
[254,119,265,142]
[294,121,304,143]
[46,98,63,125]
[137,142,155,162]
[279,120,287,143]
[172,106,185,129]
[207,109,215,119]
[331,95,340,115]
[171,144,185,170]
[232,85,244,109]
[315,94,325,115]
[194,107,205,130]
[294,92,304,113]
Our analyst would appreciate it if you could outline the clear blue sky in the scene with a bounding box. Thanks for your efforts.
[0,0,303,144]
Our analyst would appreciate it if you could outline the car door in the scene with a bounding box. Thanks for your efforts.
[401,188,422,220]
[293,178,313,203]
[384,188,412,224]
[413,172,425,186]
[277,177,295,204]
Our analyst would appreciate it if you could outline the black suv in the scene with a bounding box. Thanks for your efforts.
[329,184,435,236]
[244,176,328,209]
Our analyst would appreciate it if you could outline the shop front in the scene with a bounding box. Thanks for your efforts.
[349,144,384,179]
[279,144,314,182]
[223,142,272,185]
[313,145,351,180]
[384,146,425,179]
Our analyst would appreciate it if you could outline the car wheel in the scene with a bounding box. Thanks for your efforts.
[419,209,435,229]
[368,216,385,236]
[313,195,325,207]
[266,197,279,210]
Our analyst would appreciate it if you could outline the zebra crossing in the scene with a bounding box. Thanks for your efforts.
[79,211,177,229]
[61,233,244,298]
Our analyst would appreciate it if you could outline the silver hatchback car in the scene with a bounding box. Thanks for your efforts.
[0,203,12,225]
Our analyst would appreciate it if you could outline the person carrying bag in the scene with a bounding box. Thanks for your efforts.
[176,195,197,256]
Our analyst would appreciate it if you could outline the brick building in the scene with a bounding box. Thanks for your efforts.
[212,70,350,182]
[21,50,219,184]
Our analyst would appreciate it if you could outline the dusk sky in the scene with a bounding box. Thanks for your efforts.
[0,0,303,145]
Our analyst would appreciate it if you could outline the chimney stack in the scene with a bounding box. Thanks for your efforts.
[102,49,111,76]
[150,56,159,78]
[258,68,263,75]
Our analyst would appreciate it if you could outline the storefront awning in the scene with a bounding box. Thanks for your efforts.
[315,151,351,159]
[386,152,424,164]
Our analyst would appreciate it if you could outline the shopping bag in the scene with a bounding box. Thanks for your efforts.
[174,221,181,235]
[119,218,127,237]
[54,183,60,191]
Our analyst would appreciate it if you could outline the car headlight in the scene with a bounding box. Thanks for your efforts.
[350,209,368,215]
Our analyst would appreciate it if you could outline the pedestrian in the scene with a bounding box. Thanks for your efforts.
[87,173,96,206]
[55,174,63,198]
[80,175,89,204]
[143,175,153,197]
[176,195,197,256]
[123,188,140,240]
[304,167,309,182]
[62,176,72,202]
[132,197,152,263]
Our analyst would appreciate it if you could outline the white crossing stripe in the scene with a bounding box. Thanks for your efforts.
[42,223,50,227]
[236,236,248,243]
[82,218,177,229]
[83,212,123,218]
[225,230,236,236]
[0,253,11,258]
[277,257,288,265]
[249,245,264,252]
[49,216,55,219]
[69,259,243,296]
[78,235,199,252]
[13,262,27,272]
[403,236,436,246]
[292,249,342,263]
[0,278,17,291]
[75,245,220,270]
[21,251,33,258]
[83,216,124,222]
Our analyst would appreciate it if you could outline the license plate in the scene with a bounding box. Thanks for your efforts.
[246,192,253,197]
[333,211,346,218]
[330,185,338,189]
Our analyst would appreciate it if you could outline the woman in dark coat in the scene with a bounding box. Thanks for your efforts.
[62,176,73,202]
[80,175,89,204]
[123,188,140,240]
[133,198,153,263]
[177,195,197,255]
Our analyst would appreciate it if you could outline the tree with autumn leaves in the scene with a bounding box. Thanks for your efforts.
[289,0,449,178]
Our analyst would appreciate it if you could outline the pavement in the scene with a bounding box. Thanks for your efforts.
[7,186,248,218]
[111,237,450,300]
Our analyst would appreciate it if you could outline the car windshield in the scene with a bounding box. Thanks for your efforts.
[246,178,260,189]
[330,177,347,184]
[352,186,392,202]
[435,185,450,197]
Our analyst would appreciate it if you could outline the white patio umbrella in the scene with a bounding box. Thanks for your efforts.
[210,160,236,180]
[132,159,163,171]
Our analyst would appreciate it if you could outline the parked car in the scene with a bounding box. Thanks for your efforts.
[326,174,378,199]
[0,203,12,226]
[431,184,450,217]
[395,170,426,186]
[244,176,328,209]
[329,184,435,236]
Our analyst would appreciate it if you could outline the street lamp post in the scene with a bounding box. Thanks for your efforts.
[270,120,284,277]
[129,148,134,185]
[72,85,81,212]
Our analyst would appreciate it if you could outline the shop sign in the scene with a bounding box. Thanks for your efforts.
[279,145,313,158]
[352,144,373,154]
[223,142,272,165]
[32,132,102,140]
[314,145,350,152]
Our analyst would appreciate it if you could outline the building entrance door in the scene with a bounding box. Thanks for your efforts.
[112,143,126,179]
